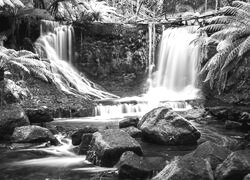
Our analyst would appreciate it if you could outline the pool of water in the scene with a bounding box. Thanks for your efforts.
[0,118,245,180]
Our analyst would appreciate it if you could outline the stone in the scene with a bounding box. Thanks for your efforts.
[78,133,93,155]
[86,129,143,167]
[11,125,58,145]
[244,174,250,180]
[138,107,201,145]
[215,150,250,180]
[153,155,214,180]
[187,141,231,170]
[71,126,98,146]
[116,151,166,179]
[225,120,242,130]
[0,104,30,140]
[176,108,206,121]
[121,126,142,138]
[25,106,53,124]
[119,117,139,128]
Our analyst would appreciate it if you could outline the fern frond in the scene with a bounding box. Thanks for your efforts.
[239,36,250,56]
[233,1,250,13]
[200,24,226,32]
[222,44,242,72]
[206,16,239,24]
[7,61,30,74]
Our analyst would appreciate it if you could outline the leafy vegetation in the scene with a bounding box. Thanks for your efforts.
[196,1,250,93]
[0,46,53,82]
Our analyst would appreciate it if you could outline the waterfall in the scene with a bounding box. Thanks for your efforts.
[147,26,201,101]
[35,20,117,99]
[94,26,200,117]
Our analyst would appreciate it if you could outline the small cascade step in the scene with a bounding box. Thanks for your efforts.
[94,97,193,117]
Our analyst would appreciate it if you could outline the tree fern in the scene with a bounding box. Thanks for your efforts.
[196,1,250,92]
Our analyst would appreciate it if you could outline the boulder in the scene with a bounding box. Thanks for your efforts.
[225,120,242,130]
[11,125,58,145]
[86,129,143,167]
[153,155,214,180]
[244,174,250,180]
[138,107,200,145]
[71,126,98,146]
[187,141,231,170]
[25,106,53,124]
[121,126,142,138]
[215,150,250,180]
[0,104,30,140]
[78,133,94,155]
[116,151,166,179]
[119,117,139,128]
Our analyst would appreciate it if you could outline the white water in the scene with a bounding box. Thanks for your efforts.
[94,26,200,117]
[147,27,200,101]
[35,20,118,99]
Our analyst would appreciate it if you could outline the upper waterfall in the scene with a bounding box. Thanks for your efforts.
[35,20,117,99]
[147,26,201,101]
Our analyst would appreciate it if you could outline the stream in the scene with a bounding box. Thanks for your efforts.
[0,116,244,180]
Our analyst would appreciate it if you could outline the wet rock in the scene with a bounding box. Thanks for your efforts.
[116,151,166,179]
[11,125,58,145]
[0,104,30,140]
[86,129,143,167]
[119,117,139,128]
[71,126,98,146]
[176,109,206,121]
[25,106,53,124]
[187,141,231,170]
[78,133,93,155]
[215,150,250,180]
[225,120,242,130]
[138,107,200,145]
[153,155,214,180]
[244,174,250,180]
[0,79,30,104]
[121,126,142,138]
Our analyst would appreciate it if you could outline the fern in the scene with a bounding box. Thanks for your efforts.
[0,47,53,82]
[196,1,250,92]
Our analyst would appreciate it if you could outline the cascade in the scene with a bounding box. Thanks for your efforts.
[147,26,200,101]
[35,20,117,99]
[95,26,200,117]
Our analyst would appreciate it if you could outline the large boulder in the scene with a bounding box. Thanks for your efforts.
[153,155,214,180]
[86,129,143,167]
[25,106,53,124]
[0,104,30,140]
[138,107,200,145]
[11,125,58,145]
[215,150,250,180]
[187,141,231,170]
[116,151,166,179]
[71,126,98,146]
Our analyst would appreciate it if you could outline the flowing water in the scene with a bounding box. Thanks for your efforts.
[35,20,117,99]
[95,26,200,117]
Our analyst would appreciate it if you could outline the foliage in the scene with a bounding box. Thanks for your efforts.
[0,46,53,82]
[48,0,118,22]
[196,1,250,92]
[0,0,24,9]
